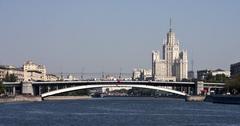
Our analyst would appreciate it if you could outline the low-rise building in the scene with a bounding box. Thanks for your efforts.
[211,69,230,77]
[132,69,141,80]
[230,62,240,77]
[23,61,47,81]
[46,74,59,81]
[132,68,152,81]
[26,70,43,81]
[0,68,5,81]
[0,61,57,82]
[105,75,117,81]
[64,74,79,81]
[0,65,24,82]
[197,69,230,81]
[141,69,152,81]
[197,69,211,81]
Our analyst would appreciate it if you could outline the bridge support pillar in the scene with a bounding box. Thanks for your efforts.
[47,86,51,92]
[39,86,42,95]
[187,87,192,95]
[12,86,16,96]
[22,82,33,95]
[195,81,204,95]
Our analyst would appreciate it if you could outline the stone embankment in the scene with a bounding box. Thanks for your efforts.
[0,95,42,103]
[43,96,92,100]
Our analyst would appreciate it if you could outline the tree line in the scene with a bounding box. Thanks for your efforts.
[225,75,240,95]
[0,72,18,95]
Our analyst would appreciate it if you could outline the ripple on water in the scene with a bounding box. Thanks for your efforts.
[0,97,240,126]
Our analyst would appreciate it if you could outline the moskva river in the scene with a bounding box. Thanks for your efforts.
[0,97,240,126]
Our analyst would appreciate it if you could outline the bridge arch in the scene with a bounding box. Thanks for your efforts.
[41,84,188,98]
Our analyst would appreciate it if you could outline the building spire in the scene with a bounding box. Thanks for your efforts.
[169,17,172,32]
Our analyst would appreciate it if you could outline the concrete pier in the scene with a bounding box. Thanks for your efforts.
[43,96,92,100]
[0,95,42,103]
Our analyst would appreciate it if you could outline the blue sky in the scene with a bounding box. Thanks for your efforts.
[0,0,239,73]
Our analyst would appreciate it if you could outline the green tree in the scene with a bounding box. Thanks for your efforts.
[3,72,18,82]
[0,81,5,94]
[225,75,240,94]
[206,74,229,83]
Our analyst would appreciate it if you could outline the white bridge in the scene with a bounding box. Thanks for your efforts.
[3,81,225,97]
[41,84,188,98]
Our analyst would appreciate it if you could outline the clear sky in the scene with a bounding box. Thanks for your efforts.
[0,0,239,73]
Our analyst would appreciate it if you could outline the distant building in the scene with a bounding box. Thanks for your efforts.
[141,69,152,81]
[0,65,24,82]
[46,74,59,81]
[26,70,43,81]
[211,69,230,77]
[0,61,58,82]
[0,68,4,81]
[197,69,212,81]
[64,74,78,81]
[230,62,240,77]
[23,61,47,81]
[132,69,141,80]
[197,69,230,81]
[132,68,152,81]
[152,21,188,81]
[188,71,194,80]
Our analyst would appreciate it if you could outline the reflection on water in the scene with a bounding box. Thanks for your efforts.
[0,97,240,126]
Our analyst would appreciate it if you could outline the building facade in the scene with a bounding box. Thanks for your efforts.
[230,62,240,77]
[197,69,211,81]
[132,68,152,81]
[23,61,47,81]
[152,24,188,81]
[132,69,141,80]
[0,65,24,82]
[197,69,230,81]
[46,74,59,81]
[0,61,59,82]
[211,69,230,77]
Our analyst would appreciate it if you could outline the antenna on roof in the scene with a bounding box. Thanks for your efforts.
[191,59,194,71]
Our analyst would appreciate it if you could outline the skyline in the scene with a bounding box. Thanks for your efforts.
[0,0,240,73]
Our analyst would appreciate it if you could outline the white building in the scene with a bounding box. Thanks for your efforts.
[152,21,188,81]
[64,74,79,81]
[46,74,59,81]
[132,69,141,80]
[23,61,47,81]
[25,70,43,81]
[132,68,152,81]
[211,69,230,77]
[0,69,4,81]
[0,65,24,82]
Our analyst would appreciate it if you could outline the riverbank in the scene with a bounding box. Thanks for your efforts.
[43,96,92,100]
[0,95,42,103]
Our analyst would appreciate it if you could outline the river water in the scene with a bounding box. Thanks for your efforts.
[0,97,240,126]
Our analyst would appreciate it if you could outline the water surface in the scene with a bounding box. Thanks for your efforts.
[0,97,240,126]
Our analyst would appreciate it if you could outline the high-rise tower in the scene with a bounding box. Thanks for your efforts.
[152,19,188,81]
